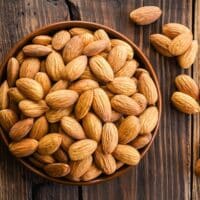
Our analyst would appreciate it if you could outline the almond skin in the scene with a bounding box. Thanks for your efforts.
[89,55,114,82]
[68,139,97,161]
[53,148,68,163]
[113,144,140,165]
[49,80,68,93]
[82,112,102,142]
[45,90,78,109]
[94,29,111,50]
[52,30,71,50]
[33,152,55,164]
[150,34,173,57]
[59,133,74,152]
[9,138,38,158]
[69,27,92,36]
[177,40,198,69]
[7,57,20,87]
[92,88,112,122]
[61,116,86,140]
[171,92,200,114]
[79,67,98,81]
[175,74,199,100]
[118,116,141,144]
[102,122,118,154]
[20,58,40,78]
[63,55,88,81]
[9,118,33,141]
[44,163,70,177]
[131,93,148,113]
[16,78,44,101]
[32,35,52,45]
[138,73,158,105]
[38,133,62,155]
[130,6,162,25]
[23,44,52,57]
[29,116,48,140]
[79,33,95,46]
[75,90,93,120]
[107,77,137,96]
[16,50,25,64]
[81,164,102,181]
[130,133,152,149]
[111,95,141,115]
[62,35,84,63]
[169,32,193,56]
[139,106,159,134]
[8,87,25,103]
[0,81,9,109]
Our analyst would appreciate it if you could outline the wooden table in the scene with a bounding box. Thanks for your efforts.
[0,0,199,199]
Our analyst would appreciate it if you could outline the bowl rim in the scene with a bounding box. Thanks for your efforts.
[0,20,162,186]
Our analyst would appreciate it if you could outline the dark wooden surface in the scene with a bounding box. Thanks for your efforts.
[0,0,199,199]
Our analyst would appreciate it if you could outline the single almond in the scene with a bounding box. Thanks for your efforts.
[16,50,25,64]
[53,148,68,163]
[82,112,102,142]
[7,57,20,87]
[29,116,48,140]
[81,164,102,181]
[63,55,88,81]
[177,40,198,69]
[134,68,149,79]
[49,80,68,93]
[130,133,152,149]
[61,116,86,140]
[102,122,118,154]
[171,92,200,114]
[109,110,122,122]
[33,152,55,164]
[32,35,52,45]
[113,144,140,165]
[59,133,74,152]
[9,138,38,158]
[44,163,70,177]
[75,90,93,120]
[94,29,111,50]
[0,81,9,109]
[23,44,52,57]
[45,89,78,109]
[9,118,33,141]
[131,93,148,113]
[79,32,95,46]
[69,27,92,36]
[8,87,25,103]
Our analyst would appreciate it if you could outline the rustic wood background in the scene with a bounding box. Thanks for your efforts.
[0,0,199,199]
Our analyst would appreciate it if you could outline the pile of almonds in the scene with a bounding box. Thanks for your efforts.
[0,27,159,181]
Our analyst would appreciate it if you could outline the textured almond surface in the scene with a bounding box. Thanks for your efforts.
[0,81,9,110]
[32,35,52,45]
[130,133,152,149]
[44,163,70,177]
[81,164,102,181]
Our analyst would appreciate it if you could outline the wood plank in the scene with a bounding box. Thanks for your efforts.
[0,1,79,200]
[71,0,194,199]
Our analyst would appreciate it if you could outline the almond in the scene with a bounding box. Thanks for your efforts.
[81,164,102,181]
[169,32,193,56]
[7,57,19,87]
[107,77,137,96]
[38,133,62,155]
[63,35,84,63]
[19,100,49,118]
[69,79,99,94]
[46,51,64,81]
[61,116,86,139]
[40,60,46,72]
[83,40,109,56]
[33,152,55,164]
[63,55,88,81]
[113,144,140,165]
[162,23,191,39]
[107,45,128,72]
[171,92,200,114]
[150,34,173,57]
[134,68,149,78]
[94,146,116,175]
[69,156,93,178]
[29,116,48,140]
[138,73,158,105]
[68,139,97,161]
[102,122,118,154]
[0,109,18,131]
[110,110,122,122]
[111,95,141,115]
[82,112,102,142]
[130,6,162,25]
[16,78,44,101]
[46,107,72,123]
[139,106,159,134]
[115,59,138,77]
[75,90,93,120]
[116,161,124,170]
[0,81,9,109]
[8,87,25,103]
[9,138,38,157]
[19,58,40,78]
[53,148,68,163]
[23,44,52,57]
[94,29,111,50]
[131,93,147,113]
[32,35,52,45]
[45,89,78,109]
[9,118,33,141]
[52,30,71,50]
[79,32,95,46]
[93,88,112,122]
[59,133,74,152]
[49,80,68,92]
[130,133,152,149]
[16,50,25,64]
[44,163,70,177]
[28,157,45,168]
[69,27,92,36]
[177,40,198,69]
[175,74,199,100]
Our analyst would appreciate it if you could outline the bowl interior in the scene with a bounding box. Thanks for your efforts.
[0,21,162,185]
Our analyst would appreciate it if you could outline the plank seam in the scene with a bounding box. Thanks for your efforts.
[64,0,81,20]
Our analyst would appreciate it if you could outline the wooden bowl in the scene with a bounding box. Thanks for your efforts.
[0,21,162,185]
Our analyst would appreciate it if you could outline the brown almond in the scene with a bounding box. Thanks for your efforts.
[109,110,122,122]
[0,81,9,109]
[130,133,152,149]
[8,87,25,103]
[79,32,95,46]
[44,163,70,177]
[131,93,148,113]
[134,68,149,79]
[49,80,68,93]
[53,148,68,163]
[33,152,55,164]
[28,157,45,168]
[32,35,52,45]
[16,50,25,64]
[81,164,102,181]
[69,27,92,36]
[59,133,74,152]
[40,59,46,72]
[94,29,111,50]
